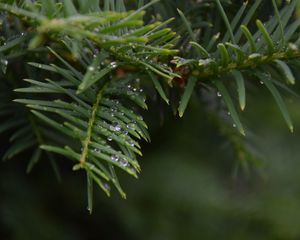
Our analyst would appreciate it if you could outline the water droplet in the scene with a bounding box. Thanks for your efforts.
[233,124,236,128]
[107,136,113,141]
[113,100,120,105]
[119,158,128,167]
[110,122,122,132]
[260,81,264,85]
[88,66,95,71]
[111,154,119,162]
[115,124,121,131]
[217,92,222,97]
[110,61,117,68]
[127,139,135,147]
[1,59,8,73]
[93,148,101,153]
[249,53,261,59]
[127,123,136,130]
[289,43,298,51]
[123,130,128,135]
[104,183,110,190]
[227,112,231,116]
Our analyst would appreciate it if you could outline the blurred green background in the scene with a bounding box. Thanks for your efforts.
[1,92,300,240]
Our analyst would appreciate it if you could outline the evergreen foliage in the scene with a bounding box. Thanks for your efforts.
[1,0,300,212]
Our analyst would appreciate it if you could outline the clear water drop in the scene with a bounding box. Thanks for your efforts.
[113,100,120,105]
[107,136,113,141]
[110,61,117,68]
[119,158,128,167]
[88,66,95,71]
[217,92,222,97]
[115,124,121,132]
[127,139,135,147]
[93,148,101,154]
[110,122,122,132]
[111,154,119,162]
[104,183,110,190]
[1,59,8,73]
[127,123,136,130]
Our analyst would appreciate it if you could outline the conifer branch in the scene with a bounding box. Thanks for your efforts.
[1,0,300,212]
